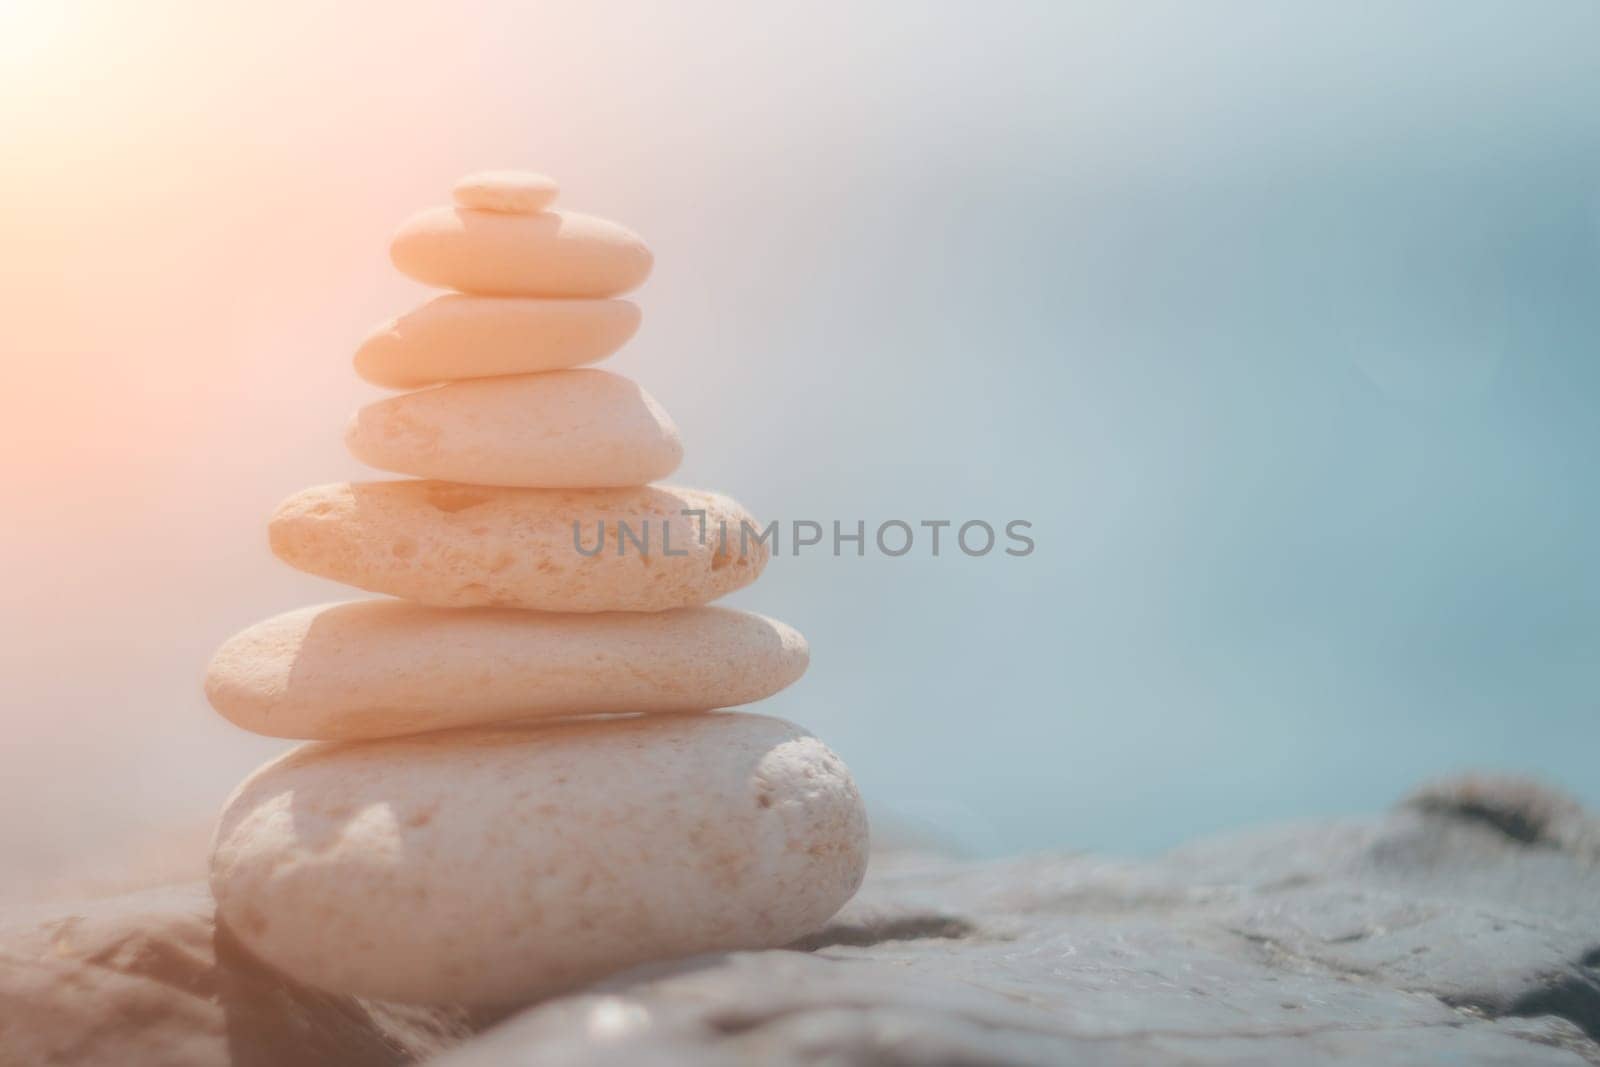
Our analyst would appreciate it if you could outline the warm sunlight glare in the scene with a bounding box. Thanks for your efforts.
[0,0,73,76]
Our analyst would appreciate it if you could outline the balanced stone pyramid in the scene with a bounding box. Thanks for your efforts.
[203,171,869,1006]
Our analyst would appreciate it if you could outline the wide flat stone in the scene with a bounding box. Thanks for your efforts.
[205,602,809,741]
[6,775,1600,1065]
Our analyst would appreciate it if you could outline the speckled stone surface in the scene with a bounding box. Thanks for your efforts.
[268,481,767,613]
[209,713,868,1005]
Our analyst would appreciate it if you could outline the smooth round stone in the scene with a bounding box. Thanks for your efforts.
[269,481,768,613]
[390,206,652,298]
[452,170,558,214]
[354,295,640,389]
[211,712,869,1004]
[345,369,683,488]
[205,601,810,740]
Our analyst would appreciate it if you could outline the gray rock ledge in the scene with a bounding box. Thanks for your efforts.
[4,774,1599,1066]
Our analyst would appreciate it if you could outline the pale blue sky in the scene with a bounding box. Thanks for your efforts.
[3,1,1597,871]
[668,1,1600,853]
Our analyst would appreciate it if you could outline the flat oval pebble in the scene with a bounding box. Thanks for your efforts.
[269,481,768,612]
[211,712,868,1004]
[345,369,682,488]
[205,601,809,740]
[452,170,558,214]
[354,295,640,389]
[391,206,652,298]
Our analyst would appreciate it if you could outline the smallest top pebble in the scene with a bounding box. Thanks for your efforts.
[452,171,559,214]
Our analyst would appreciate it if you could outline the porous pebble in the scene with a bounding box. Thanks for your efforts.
[268,481,768,613]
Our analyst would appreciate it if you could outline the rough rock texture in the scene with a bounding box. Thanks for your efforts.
[0,883,481,1067]
[6,775,1600,1065]
[437,774,1600,1066]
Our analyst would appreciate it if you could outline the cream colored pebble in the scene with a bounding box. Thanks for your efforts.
[452,170,558,214]
[205,601,810,740]
[354,295,640,389]
[345,369,683,488]
[268,481,768,613]
[390,206,652,297]
[210,712,869,1004]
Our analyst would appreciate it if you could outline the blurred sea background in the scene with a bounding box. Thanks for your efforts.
[2,1,1597,885]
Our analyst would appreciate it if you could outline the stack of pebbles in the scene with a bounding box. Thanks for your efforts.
[204,171,868,1005]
